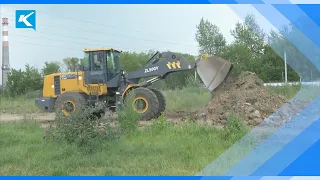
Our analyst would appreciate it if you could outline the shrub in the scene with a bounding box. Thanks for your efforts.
[150,113,170,132]
[220,114,248,141]
[47,105,118,154]
[117,93,141,135]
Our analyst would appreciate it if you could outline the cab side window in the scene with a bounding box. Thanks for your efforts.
[83,52,90,71]
[93,52,103,70]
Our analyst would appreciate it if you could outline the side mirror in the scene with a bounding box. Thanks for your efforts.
[120,69,126,75]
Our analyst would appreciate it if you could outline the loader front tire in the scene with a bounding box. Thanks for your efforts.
[54,92,87,117]
[149,88,166,118]
[131,87,159,120]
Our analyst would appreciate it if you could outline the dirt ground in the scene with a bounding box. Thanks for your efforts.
[197,71,310,128]
[0,111,189,128]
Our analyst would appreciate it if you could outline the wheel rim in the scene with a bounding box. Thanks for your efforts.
[133,97,149,113]
[61,100,76,116]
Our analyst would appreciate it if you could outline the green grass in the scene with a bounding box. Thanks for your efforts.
[163,87,211,111]
[0,118,247,176]
[0,95,41,114]
[0,87,211,114]
[267,84,320,100]
[1,85,306,175]
[267,84,301,100]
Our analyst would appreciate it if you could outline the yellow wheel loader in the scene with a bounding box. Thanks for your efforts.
[35,48,233,120]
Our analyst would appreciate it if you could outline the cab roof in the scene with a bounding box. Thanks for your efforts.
[83,48,121,53]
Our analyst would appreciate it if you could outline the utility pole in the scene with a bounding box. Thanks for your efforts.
[284,51,288,83]
[195,70,197,81]
[2,17,10,90]
[194,57,197,81]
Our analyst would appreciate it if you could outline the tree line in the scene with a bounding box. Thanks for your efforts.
[2,14,319,97]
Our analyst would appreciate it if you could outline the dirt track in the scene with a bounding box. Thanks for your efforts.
[0,111,191,129]
[0,113,54,123]
[0,100,311,130]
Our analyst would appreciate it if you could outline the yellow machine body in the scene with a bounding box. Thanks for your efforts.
[42,47,122,99]
[42,71,108,98]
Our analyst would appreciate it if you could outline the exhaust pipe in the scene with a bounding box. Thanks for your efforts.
[196,55,233,92]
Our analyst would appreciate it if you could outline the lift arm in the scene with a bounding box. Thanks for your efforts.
[125,51,233,92]
[126,51,195,82]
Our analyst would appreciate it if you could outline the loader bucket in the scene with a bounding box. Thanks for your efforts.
[196,56,233,92]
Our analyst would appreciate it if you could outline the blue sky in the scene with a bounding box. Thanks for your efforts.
[0,4,277,84]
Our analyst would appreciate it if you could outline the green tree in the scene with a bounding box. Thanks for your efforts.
[229,14,265,68]
[268,25,320,81]
[63,57,80,72]
[6,64,43,96]
[119,51,150,73]
[231,14,266,56]
[195,18,227,56]
[195,14,300,83]
[42,61,61,76]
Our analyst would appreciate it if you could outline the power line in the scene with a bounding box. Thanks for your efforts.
[0,8,199,55]
[8,32,167,51]
[9,39,175,57]
[9,40,167,55]
[10,41,81,51]
[2,13,197,54]
[4,21,179,50]
[5,4,179,39]
[5,24,177,53]
[4,24,198,54]
[1,5,197,47]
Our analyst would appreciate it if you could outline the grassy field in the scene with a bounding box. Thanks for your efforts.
[0,87,212,114]
[0,85,310,175]
[267,85,301,99]
[267,84,320,101]
[164,87,211,111]
[0,116,247,175]
[0,95,41,114]
[0,85,304,114]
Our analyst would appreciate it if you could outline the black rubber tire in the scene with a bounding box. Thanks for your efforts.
[54,92,87,116]
[149,88,166,118]
[91,111,104,119]
[130,87,159,121]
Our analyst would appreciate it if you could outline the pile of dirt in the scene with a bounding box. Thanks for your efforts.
[200,71,286,128]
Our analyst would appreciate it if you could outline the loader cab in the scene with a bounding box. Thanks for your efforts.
[82,48,121,85]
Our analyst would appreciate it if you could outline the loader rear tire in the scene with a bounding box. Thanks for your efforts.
[149,88,166,118]
[54,92,87,117]
[130,87,159,121]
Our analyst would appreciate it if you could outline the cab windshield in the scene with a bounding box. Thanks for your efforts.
[82,50,120,73]
[107,51,120,74]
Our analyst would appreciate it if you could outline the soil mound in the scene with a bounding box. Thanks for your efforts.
[201,71,286,127]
